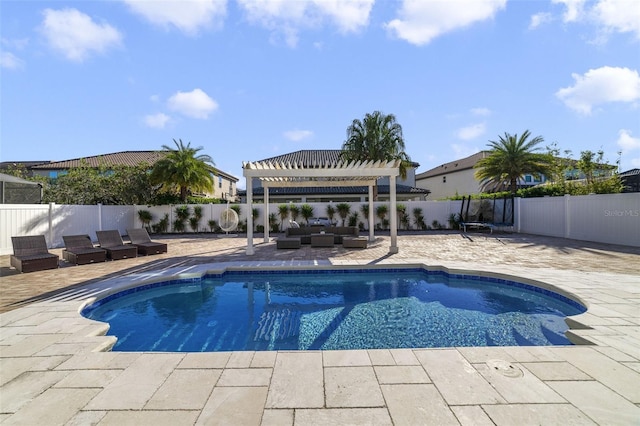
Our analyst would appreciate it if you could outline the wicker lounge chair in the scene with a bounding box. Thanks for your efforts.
[96,230,137,260]
[126,228,167,255]
[10,235,59,273]
[62,235,107,265]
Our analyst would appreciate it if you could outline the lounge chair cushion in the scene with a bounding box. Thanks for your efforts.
[10,235,59,273]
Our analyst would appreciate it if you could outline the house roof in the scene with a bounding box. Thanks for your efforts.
[29,150,239,182]
[416,151,488,179]
[257,149,420,168]
[30,151,167,169]
[619,168,640,177]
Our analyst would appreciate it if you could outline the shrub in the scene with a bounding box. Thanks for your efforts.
[137,209,153,230]
[336,203,351,226]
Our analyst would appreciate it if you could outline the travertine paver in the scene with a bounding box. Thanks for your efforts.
[414,349,506,405]
[323,349,371,366]
[0,233,638,425]
[475,363,566,403]
[548,381,640,425]
[197,386,268,425]
[520,361,593,381]
[482,403,598,425]
[145,369,221,410]
[381,384,459,425]
[551,346,640,403]
[260,409,294,426]
[85,353,183,410]
[4,388,99,425]
[450,405,495,426]
[324,366,385,407]
[216,367,272,387]
[266,352,324,408]
[294,408,392,425]
[99,410,200,426]
[0,370,70,413]
[374,365,431,384]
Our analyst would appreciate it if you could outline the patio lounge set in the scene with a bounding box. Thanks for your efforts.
[277,225,368,250]
[9,228,167,273]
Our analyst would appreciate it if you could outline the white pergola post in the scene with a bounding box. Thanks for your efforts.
[246,176,254,255]
[368,185,375,242]
[389,175,398,254]
[263,186,270,242]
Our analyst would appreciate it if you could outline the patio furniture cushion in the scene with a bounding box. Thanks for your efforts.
[277,237,301,249]
[96,230,138,260]
[62,235,107,265]
[342,237,368,249]
[126,228,168,256]
[311,233,334,247]
[10,235,59,273]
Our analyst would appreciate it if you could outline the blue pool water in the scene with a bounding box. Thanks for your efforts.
[82,268,586,352]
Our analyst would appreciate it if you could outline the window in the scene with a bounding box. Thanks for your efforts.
[218,176,222,188]
[524,175,532,183]
[443,176,447,183]
[49,171,58,178]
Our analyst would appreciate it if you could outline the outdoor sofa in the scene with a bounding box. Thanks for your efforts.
[126,228,167,255]
[62,234,107,265]
[10,235,59,273]
[96,230,137,260]
[285,226,359,244]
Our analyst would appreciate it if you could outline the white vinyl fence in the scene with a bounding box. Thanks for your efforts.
[1,194,638,255]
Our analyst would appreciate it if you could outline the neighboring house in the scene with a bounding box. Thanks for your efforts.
[619,169,640,193]
[238,149,429,203]
[417,151,618,199]
[26,150,239,201]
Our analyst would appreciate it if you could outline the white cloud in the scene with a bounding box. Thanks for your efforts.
[456,123,486,141]
[123,0,227,35]
[144,113,170,129]
[236,0,373,47]
[552,0,587,23]
[40,8,122,62]
[593,0,640,40]
[283,129,313,142]
[555,66,640,115]
[617,129,640,151]
[1,37,29,50]
[385,0,507,46]
[0,52,25,70]
[470,107,491,117]
[167,88,218,119]
[529,12,553,30]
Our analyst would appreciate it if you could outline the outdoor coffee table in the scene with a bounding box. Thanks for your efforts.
[310,233,334,247]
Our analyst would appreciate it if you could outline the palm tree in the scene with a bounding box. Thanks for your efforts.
[336,203,351,226]
[150,139,215,202]
[340,111,412,200]
[475,130,552,194]
[301,204,314,224]
[278,204,289,231]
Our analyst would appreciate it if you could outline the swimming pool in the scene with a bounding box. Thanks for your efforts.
[82,267,586,352]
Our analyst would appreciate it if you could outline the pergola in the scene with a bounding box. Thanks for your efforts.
[242,159,401,255]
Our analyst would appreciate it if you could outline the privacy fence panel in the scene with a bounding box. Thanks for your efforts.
[1,194,637,255]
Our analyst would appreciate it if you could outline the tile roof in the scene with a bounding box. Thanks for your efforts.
[29,150,239,181]
[256,149,420,168]
[416,151,489,179]
[619,168,640,177]
[30,151,166,169]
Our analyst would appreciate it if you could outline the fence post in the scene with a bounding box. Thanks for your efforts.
[515,197,521,233]
[98,203,103,231]
[564,194,571,239]
[48,203,55,248]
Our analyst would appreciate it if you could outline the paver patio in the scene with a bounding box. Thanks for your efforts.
[1,232,639,425]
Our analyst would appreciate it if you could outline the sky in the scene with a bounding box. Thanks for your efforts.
[1,0,639,189]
